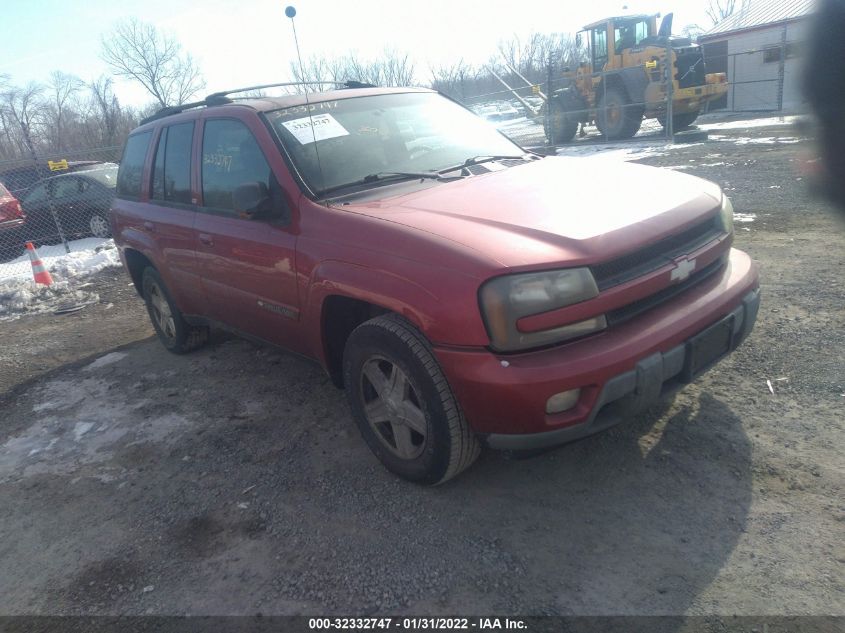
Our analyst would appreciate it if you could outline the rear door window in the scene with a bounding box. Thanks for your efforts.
[53,178,80,200]
[117,131,153,199]
[151,122,194,204]
[201,119,272,212]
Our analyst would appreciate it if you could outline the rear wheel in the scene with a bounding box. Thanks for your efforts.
[597,86,643,139]
[142,267,208,354]
[343,314,480,485]
[658,111,699,131]
[88,214,111,238]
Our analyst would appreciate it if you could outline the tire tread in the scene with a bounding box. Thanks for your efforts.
[352,314,480,484]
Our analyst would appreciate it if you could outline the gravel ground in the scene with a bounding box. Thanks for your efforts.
[0,118,842,617]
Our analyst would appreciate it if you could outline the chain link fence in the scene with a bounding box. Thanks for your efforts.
[0,36,804,319]
[701,22,803,113]
[456,50,690,152]
[453,32,803,151]
[0,147,123,320]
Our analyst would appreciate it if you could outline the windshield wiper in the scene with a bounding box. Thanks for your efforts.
[437,154,535,175]
[363,171,445,183]
[318,171,445,196]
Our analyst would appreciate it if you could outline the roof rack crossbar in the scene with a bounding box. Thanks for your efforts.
[140,80,378,125]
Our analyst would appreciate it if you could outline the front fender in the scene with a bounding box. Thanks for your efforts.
[303,258,489,363]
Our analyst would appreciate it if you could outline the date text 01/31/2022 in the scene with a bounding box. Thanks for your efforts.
[308,617,527,630]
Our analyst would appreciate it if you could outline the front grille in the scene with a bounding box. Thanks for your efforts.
[675,48,706,88]
[606,255,726,327]
[591,216,721,291]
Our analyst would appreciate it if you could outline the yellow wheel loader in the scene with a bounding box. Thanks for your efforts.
[543,13,728,142]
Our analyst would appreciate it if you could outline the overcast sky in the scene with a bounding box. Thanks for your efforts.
[1,0,715,108]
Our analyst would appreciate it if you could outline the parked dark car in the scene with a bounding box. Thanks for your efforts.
[0,181,26,261]
[0,160,114,199]
[20,166,118,243]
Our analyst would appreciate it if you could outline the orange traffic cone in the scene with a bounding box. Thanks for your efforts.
[25,242,53,286]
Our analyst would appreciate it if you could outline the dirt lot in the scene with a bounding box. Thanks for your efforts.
[0,118,842,617]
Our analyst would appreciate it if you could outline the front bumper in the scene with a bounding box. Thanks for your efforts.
[484,287,758,450]
[433,248,759,448]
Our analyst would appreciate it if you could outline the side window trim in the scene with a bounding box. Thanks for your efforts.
[150,126,168,201]
[148,121,197,210]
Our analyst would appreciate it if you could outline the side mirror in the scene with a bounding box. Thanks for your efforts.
[233,181,289,223]
[234,181,270,218]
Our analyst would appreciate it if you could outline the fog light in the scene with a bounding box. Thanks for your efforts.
[545,388,581,414]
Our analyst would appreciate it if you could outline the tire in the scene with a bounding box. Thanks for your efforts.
[657,111,699,131]
[596,86,643,139]
[342,314,480,485]
[89,213,111,238]
[543,97,579,144]
[141,267,208,354]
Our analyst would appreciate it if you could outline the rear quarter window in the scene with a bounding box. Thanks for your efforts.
[117,131,153,199]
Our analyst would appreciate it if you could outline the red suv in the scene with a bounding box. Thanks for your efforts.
[112,84,760,484]
[0,181,26,261]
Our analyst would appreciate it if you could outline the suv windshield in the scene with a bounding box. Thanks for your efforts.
[267,92,524,196]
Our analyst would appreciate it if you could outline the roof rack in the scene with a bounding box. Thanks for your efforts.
[140,80,378,125]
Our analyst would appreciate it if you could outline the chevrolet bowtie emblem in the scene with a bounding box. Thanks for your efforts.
[670,258,697,282]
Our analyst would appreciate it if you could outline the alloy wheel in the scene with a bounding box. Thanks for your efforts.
[359,356,428,460]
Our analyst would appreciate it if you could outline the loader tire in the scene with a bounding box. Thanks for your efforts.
[658,111,699,131]
[597,86,643,139]
[543,97,579,144]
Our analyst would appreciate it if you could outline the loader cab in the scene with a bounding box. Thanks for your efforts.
[580,15,658,72]
[612,16,655,53]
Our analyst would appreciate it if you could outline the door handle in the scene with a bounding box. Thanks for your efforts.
[198,233,214,246]
[143,221,155,232]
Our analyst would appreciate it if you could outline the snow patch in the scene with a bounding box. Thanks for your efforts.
[83,352,128,372]
[0,238,119,321]
[3,375,194,483]
[698,115,801,131]
[735,213,757,223]
[556,140,671,162]
[73,421,95,441]
[729,137,803,145]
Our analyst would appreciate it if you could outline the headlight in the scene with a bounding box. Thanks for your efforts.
[479,268,605,352]
[719,194,734,234]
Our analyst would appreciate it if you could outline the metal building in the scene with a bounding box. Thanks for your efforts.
[700,0,814,112]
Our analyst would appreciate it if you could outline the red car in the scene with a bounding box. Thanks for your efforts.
[112,85,759,484]
[0,181,26,261]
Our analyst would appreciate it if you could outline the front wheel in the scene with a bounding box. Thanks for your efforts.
[142,267,208,354]
[597,86,643,139]
[343,314,480,485]
[543,98,579,144]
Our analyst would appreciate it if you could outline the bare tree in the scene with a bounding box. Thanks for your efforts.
[46,71,84,151]
[705,0,737,26]
[100,18,205,107]
[289,48,417,89]
[379,48,416,87]
[88,76,122,145]
[430,60,476,100]
[1,81,46,158]
[681,23,706,40]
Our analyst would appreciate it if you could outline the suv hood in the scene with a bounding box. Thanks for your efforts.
[340,157,723,269]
